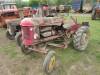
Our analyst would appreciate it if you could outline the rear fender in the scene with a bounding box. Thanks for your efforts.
[69,24,80,33]
[68,22,89,34]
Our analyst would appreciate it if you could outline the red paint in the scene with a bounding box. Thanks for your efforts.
[22,27,34,46]
[42,6,48,10]
[20,18,33,26]
[69,24,80,33]
[20,18,34,46]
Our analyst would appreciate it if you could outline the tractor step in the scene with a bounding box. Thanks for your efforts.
[47,43,67,48]
[28,47,48,54]
[33,35,63,45]
[40,35,61,42]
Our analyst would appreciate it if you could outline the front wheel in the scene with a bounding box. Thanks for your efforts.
[15,32,22,46]
[6,30,15,40]
[73,26,89,51]
[21,44,32,55]
[43,51,56,74]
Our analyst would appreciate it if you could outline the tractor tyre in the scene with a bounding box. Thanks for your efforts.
[73,26,89,51]
[15,32,22,46]
[92,10,96,20]
[21,44,32,55]
[6,30,15,40]
[43,51,56,74]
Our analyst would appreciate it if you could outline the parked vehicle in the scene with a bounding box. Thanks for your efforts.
[23,7,33,17]
[6,6,34,40]
[72,0,97,12]
[6,18,21,40]
[92,2,100,20]
[0,3,19,28]
[17,17,90,74]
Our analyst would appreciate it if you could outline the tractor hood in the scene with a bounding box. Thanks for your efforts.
[20,17,63,27]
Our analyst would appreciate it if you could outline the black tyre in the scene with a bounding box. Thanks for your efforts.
[6,30,15,40]
[21,43,32,55]
[15,32,22,46]
[73,26,89,51]
[92,10,96,20]
[43,51,56,74]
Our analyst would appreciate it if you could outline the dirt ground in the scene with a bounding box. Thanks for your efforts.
[0,29,43,75]
[0,29,63,75]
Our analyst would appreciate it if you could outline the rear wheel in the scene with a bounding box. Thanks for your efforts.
[6,30,15,40]
[73,26,89,51]
[15,32,22,46]
[43,51,56,74]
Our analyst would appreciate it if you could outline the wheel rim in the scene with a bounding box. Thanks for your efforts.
[48,56,56,72]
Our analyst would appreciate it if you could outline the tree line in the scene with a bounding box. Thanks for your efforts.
[15,0,72,8]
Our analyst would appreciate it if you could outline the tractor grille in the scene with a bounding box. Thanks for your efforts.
[22,27,32,39]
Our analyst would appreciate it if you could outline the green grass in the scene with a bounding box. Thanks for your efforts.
[56,15,100,75]
[0,14,100,75]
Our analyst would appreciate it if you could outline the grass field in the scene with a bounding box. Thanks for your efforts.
[0,14,100,75]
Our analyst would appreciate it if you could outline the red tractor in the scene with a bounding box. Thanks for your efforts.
[23,7,36,17]
[6,7,34,40]
[16,16,89,74]
[0,3,19,28]
[6,5,51,40]
[92,2,100,20]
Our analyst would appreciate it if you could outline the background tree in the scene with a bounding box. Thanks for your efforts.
[47,0,58,5]
[16,0,30,8]
[15,0,72,8]
[29,0,39,7]
[15,0,22,8]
